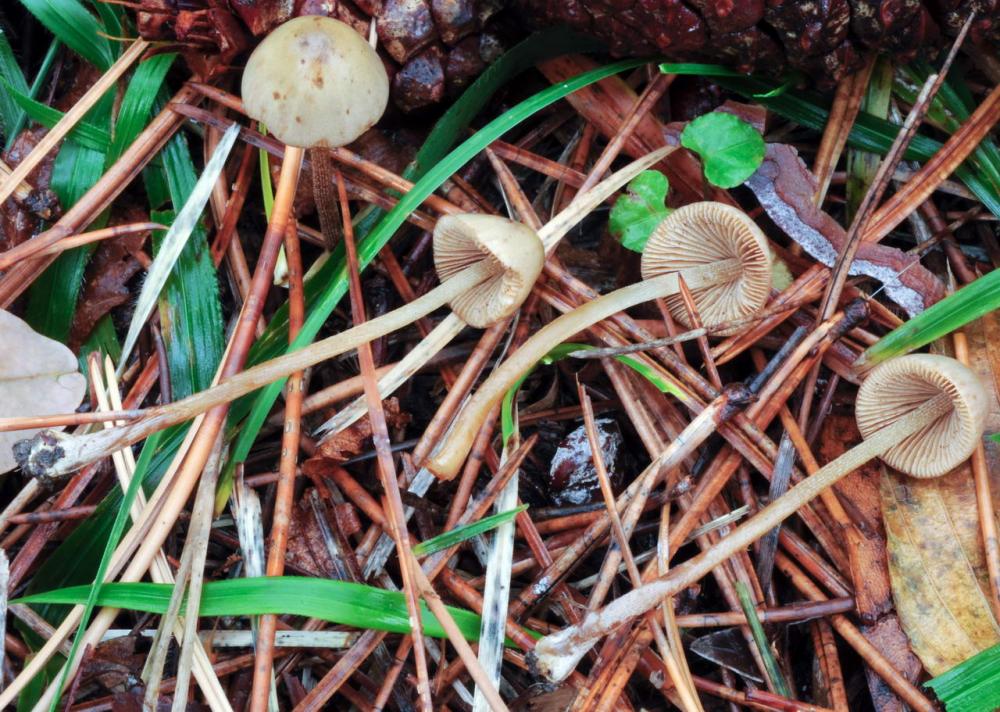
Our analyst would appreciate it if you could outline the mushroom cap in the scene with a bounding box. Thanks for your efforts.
[241,16,389,149]
[856,354,987,478]
[640,202,771,335]
[433,214,544,328]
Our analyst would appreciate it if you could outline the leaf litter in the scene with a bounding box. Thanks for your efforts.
[1,4,1000,711]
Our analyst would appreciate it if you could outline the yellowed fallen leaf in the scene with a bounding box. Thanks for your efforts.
[0,310,87,474]
[880,311,1000,676]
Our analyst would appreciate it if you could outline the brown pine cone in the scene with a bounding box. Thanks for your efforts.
[521,0,990,83]
[136,0,997,109]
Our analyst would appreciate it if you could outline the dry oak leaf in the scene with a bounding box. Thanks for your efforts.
[0,310,87,474]
[880,313,1000,676]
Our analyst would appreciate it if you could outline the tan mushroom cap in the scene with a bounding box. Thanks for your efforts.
[641,202,771,335]
[241,16,389,149]
[433,214,544,328]
[856,354,987,478]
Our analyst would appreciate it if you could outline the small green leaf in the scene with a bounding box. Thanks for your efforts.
[609,170,671,252]
[680,112,765,188]
[413,505,528,557]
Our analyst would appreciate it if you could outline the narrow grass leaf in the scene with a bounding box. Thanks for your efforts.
[925,642,1000,712]
[154,104,226,397]
[106,54,175,164]
[736,581,791,698]
[0,28,29,140]
[413,506,528,557]
[4,84,110,151]
[24,140,105,341]
[218,53,646,510]
[5,38,59,151]
[857,269,1000,367]
[16,577,507,644]
[19,0,113,70]
[118,122,238,372]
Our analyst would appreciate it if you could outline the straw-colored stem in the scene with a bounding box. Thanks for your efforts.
[24,260,492,479]
[530,392,954,682]
[426,260,741,479]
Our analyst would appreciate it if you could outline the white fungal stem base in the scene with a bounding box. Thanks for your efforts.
[530,392,954,681]
[426,259,743,479]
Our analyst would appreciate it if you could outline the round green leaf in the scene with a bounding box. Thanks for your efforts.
[681,112,765,188]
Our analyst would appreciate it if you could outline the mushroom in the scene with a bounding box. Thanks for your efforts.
[528,354,987,682]
[14,215,544,480]
[241,16,390,247]
[425,201,772,479]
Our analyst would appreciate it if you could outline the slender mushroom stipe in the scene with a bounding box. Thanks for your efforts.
[527,354,987,682]
[13,216,544,480]
[425,201,772,480]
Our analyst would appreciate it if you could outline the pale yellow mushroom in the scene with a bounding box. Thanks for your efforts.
[426,201,773,480]
[241,16,390,249]
[529,354,987,681]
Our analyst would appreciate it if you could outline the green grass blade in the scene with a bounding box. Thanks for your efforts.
[24,141,105,341]
[857,269,1000,368]
[155,114,226,397]
[3,84,110,151]
[925,642,1000,712]
[19,0,113,70]
[413,506,527,557]
[5,38,59,151]
[218,50,643,510]
[118,122,238,370]
[6,39,59,151]
[736,581,791,698]
[0,28,30,142]
[106,53,174,163]
[16,577,507,645]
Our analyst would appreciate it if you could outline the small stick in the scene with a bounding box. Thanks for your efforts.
[674,598,855,628]
[0,410,142,433]
[249,218,308,712]
[676,274,721,389]
[338,173,434,711]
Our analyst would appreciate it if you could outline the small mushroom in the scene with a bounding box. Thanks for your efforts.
[643,201,772,336]
[528,354,987,682]
[855,353,987,478]
[13,215,544,480]
[241,16,390,248]
[425,201,772,480]
[242,16,388,150]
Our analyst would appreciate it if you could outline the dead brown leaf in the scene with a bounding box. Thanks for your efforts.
[307,397,409,463]
[70,211,149,349]
[0,310,87,473]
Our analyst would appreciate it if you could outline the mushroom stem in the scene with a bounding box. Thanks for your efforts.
[311,148,342,249]
[530,391,955,682]
[425,259,743,479]
[16,260,494,479]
